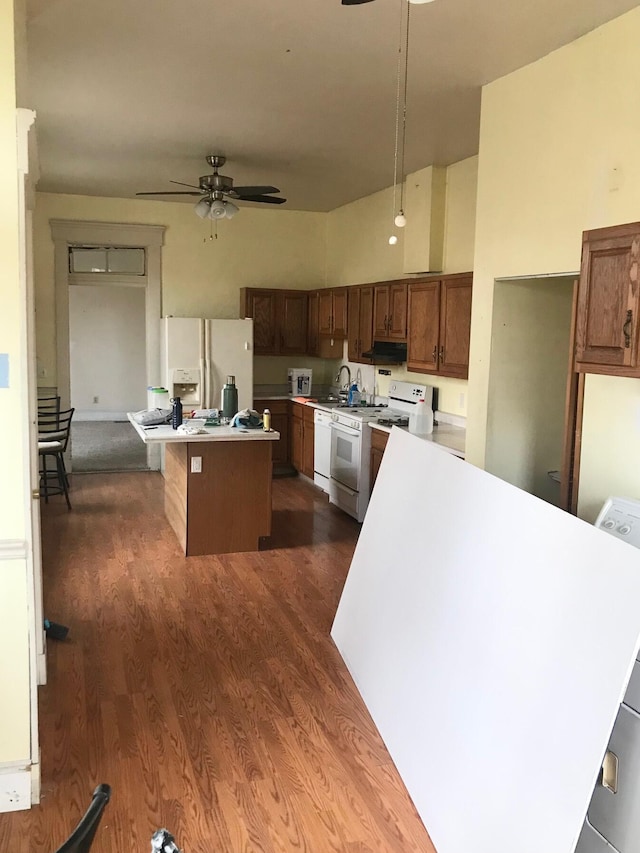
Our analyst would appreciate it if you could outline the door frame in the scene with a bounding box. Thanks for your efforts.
[51,220,165,470]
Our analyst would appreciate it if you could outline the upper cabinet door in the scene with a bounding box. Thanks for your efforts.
[332,288,348,338]
[439,275,472,379]
[242,289,278,355]
[359,286,374,361]
[407,282,440,374]
[318,290,333,336]
[373,285,390,339]
[576,222,640,375]
[280,291,308,355]
[347,287,361,362]
[307,290,319,357]
[388,283,408,340]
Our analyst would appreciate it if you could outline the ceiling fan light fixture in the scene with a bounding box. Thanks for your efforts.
[224,201,239,219]
[209,199,227,219]
[408,0,436,4]
[194,198,211,218]
[394,210,407,227]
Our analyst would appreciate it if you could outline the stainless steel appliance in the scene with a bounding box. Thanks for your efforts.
[328,380,433,522]
[314,408,332,493]
[576,496,640,853]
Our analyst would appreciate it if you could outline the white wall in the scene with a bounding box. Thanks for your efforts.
[0,0,32,773]
[69,284,147,418]
[328,156,478,415]
[485,277,574,506]
[468,6,640,520]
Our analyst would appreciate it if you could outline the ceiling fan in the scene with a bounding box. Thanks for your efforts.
[136,155,286,220]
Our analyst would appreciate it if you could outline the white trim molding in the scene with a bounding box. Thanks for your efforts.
[0,540,28,560]
[52,219,165,471]
[0,765,37,812]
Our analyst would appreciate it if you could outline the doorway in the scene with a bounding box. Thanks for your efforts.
[485,275,575,507]
[69,283,148,472]
[51,219,165,472]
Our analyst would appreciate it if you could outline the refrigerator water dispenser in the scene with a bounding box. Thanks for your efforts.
[170,368,201,406]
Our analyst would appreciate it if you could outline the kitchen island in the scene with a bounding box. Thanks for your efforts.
[128,417,280,556]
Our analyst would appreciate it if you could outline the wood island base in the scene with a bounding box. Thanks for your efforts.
[164,439,273,556]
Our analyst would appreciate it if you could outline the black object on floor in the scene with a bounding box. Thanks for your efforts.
[45,619,69,640]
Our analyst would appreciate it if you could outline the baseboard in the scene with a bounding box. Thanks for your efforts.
[74,411,128,421]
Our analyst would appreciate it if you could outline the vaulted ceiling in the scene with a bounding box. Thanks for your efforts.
[26,0,639,211]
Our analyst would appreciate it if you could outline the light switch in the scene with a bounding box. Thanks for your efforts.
[191,456,202,473]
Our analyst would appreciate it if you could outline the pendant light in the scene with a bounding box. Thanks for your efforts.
[389,0,411,245]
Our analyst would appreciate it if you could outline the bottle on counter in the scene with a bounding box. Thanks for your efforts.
[263,408,271,432]
[171,396,183,430]
[409,398,433,435]
[221,375,239,421]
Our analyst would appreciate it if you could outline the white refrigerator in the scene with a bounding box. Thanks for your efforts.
[161,317,253,412]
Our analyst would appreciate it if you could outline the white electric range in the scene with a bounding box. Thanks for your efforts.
[329,381,434,522]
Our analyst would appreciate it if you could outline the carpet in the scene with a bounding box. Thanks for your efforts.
[71,421,149,472]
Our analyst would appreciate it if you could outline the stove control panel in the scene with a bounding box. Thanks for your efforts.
[595,496,640,549]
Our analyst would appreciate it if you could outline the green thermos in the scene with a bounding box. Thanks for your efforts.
[221,375,238,420]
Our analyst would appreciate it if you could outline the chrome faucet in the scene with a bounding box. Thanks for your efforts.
[335,365,351,396]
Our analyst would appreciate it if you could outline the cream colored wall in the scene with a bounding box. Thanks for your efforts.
[485,278,573,506]
[469,7,640,520]
[34,193,328,385]
[327,156,478,414]
[0,0,32,765]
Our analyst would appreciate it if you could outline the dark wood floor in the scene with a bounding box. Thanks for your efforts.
[0,473,435,853]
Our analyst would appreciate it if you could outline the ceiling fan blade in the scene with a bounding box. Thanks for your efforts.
[170,180,202,189]
[136,191,203,196]
[232,185,280,196]
[342,0,375,4]
[239,195,287,204]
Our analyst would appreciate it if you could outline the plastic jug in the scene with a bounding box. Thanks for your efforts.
[221,375,239,420]
[409,398,433,435]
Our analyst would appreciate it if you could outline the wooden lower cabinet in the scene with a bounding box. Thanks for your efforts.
[253,399,290,470]
[370,429,389,493]
[290,402,315,479]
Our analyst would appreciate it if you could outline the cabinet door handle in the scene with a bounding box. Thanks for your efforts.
[388,314,393,332]
[383,314,388,333]
[432,345,437,363]
[624,309,633,348]
[439,346,444,362]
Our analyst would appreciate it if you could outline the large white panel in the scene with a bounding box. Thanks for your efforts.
[332,429,640,853]
[206,319,253,412]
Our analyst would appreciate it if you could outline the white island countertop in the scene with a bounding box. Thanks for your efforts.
[128,414,280,444]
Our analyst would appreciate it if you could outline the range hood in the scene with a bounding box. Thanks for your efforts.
[361,341,407,363]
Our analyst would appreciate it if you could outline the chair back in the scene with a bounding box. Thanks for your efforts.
[54,784,111,853]
[38,407,74,451]
[38,394,61,414]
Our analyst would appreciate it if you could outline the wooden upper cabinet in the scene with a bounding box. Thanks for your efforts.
[280,291,308,355]
[240,288,277,354]
[373,282,407,341]
[318,288,348,338]
[407,273,472,379]
[439,277,473,378]
[307,290,320,356]
[576,222,640,375]
[240,288,308,356]
[347,285,374,363]
[407,282,440,374]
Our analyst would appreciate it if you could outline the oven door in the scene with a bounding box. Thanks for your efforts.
[330,421,362,492]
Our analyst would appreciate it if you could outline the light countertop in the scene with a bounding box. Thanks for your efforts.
[370,421,466,459]
[128,414,280,445]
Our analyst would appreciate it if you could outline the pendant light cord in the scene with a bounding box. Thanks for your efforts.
[399,0,410,214]
[391,0,410,225]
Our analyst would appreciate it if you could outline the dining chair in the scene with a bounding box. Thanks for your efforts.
[53,783,111,853]
[38,407,74,509]
[37,394,61,415]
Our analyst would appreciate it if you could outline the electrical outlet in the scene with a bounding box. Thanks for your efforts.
[0,771,31,812]
[93,396,99,404]
[191,456,202,473]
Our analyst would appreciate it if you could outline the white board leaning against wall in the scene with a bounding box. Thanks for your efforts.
[332,429,640,853]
